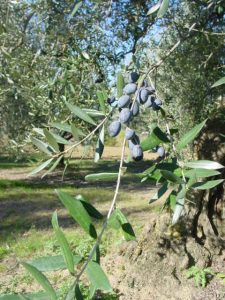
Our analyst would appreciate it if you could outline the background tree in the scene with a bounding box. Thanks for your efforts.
[0,0,156,154]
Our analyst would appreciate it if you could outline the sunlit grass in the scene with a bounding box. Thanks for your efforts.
[0,155,157,297]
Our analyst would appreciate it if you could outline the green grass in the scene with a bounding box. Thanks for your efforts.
[0,156,157,297]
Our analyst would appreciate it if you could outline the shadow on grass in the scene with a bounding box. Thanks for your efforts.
[0,159,154,189]
[0,196,154,240]
[0,158,156,240]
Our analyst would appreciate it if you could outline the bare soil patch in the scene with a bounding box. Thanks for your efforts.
[104,213,225,300]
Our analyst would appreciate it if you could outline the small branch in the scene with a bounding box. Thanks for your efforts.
[68,137,127,293]
[52,112,111,158]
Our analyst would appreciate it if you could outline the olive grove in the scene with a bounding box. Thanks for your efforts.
[0,0,225,299]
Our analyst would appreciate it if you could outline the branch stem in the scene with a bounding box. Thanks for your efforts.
[67,137,126,295]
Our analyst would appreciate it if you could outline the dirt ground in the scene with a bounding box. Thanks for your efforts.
[104,214,225,300]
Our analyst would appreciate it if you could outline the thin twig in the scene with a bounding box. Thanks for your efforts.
[68,137,127,294]
[53,113,111,158]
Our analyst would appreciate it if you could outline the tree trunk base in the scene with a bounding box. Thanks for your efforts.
[106,211,225,300]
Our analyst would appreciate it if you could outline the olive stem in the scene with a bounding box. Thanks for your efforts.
[67,137,127,296]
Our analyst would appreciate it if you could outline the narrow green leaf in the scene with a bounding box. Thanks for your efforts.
[82,109,105,118]
[71,124,79,141]
[108,210,121,230]
[184,168,220,178]
[96,91,106,114]
[50,122,72,133]
[33,127,44,137]
[149,182,168,204]
[160,170,183,183]
[172,184,186,225]
[65,285,75,300]
[212,76,225,88]
[81,51,90,60]
[192,179,224,190]
[1,47,12,58]
[75,284,84,300]
[176,120,207,151]
[141,127,170,151]
[187,174,198,188]
[117,72,124,98]
[94,126,104,163]
[29,158,53,176]
[169,192,177,211]
[69,83,76,94]
[56,191,97,239]
[102,90,108,101]
[86,261,112,292]
[31,137,53,156]
[158,162,180,173]
[141,165,156,177]
[89,284,96,299]
[43,129,59,152]
[142,168,162,182]
[184,160,224,170]
[21,263,57,300]
[85,172,118,182]
[41,155,63,178]
[157,0,169,18]
[51,212,75,275]
[76,195,103,219]
[114,209,136,241]
[65,102,96,125]
[147,2,161,15]
[93,245,101,264]
[28,255,81,272]
[70,2,82,18]
[51,133,71,145]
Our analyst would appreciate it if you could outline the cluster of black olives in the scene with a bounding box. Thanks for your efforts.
[107,72,163,161]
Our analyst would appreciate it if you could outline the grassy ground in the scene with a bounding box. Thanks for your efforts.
[0,155,158,299]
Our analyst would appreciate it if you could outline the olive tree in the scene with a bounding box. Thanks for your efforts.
[1,0,225,299]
